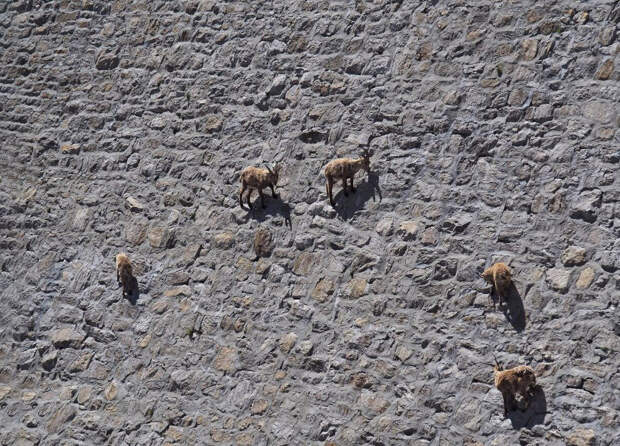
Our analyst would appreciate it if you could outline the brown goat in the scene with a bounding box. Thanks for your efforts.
[239,164,282,209]
[493,358,537,416]
[481,262,512,306]
[323,148,372,206]
[115,253,134,299]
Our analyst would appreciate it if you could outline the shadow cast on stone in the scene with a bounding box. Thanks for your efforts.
[123,276,139,305]
[507,385,547,429]
[244,197,292,229]
[501,282,526,332]
[333,172,382,220]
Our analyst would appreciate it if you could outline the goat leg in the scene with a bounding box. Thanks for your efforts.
[259,189,266,208]
[246,189,253,208]
[239,182,246,207]
[350,176,355,193]
[502,392,510,416]
[342,178,348,196]
[327,178,335,206]
[270,184,278,199]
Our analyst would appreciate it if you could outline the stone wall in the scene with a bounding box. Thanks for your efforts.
[0,0,618,444]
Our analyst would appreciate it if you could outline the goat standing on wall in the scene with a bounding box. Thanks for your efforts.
[493,356,537,416]
[239,163,282,209]
[323,148,373,206]
[482,262,512,307]
[115,253,134,299]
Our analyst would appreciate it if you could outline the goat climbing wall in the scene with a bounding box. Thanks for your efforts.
[0,0,618,444]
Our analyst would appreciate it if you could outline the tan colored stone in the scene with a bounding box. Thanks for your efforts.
[359,392,390,413]
[395,345,413,362]
[139,334,151,348]
[345,278,367,299]
[293,252,315,276]
[205,115,223,132]
[47,404,76,433]
[164,286,191,297]
[375,217,394,236]
[566,428,595,446]
[397,221,419,241]
[421,227,438,245]
[251,399,268,414]
[210,428,230,443]
[21,391,36,402]
[576,267,595,289]
[596,127,615,140]
[104,382,118,400]
[279,332,298,353]
[214,346,238,372]
[60,144,80,154]
[77,386,92,404]
[125,221,146,245]
[595,59,614,80]
[0,386,11,401]
[574,11,588,24]
[521,39,538,60]
[179,298,192,312]
[152,300,169,313]
[466,30,483,41]
[256,259,270,275]
[561,246,586,266]
[165,426,184,442]
[354,317,368,327]
[526,9,542,23]
[235,256,253,280]
[51,328,85,349]
[480,78,500,88]
[148,226,173,248]
[312,278,334,302]
[125,196,145,211]
[69,352,93,372]
[213,232,234,249]
[546,268,571,292]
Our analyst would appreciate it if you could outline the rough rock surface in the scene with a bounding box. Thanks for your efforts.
[0,0,618,445]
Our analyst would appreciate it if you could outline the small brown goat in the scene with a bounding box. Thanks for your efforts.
[493,358,537,416]
[481,262,512,306]
[115,253,133,299]
[239,164,282,209]
[324,148,373,206]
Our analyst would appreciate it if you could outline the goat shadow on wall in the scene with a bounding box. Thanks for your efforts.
[500,282,526,332]
[123,276,139,305]
[333,172,382,220]
[507,385,547,429]
[243,198,292,229]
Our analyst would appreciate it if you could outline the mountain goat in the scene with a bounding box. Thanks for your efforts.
[493,357,537,416]
[115,253,134,299]
[481,262,512,306]
[323,148,372,206]
[239,164,282,209]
